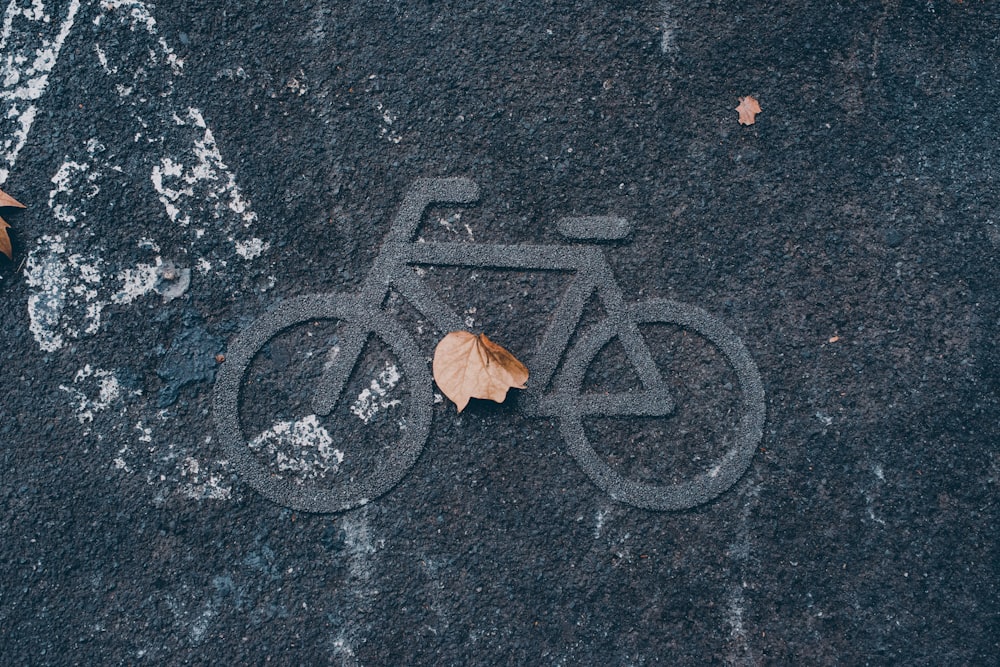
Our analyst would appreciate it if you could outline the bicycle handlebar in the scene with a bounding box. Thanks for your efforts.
[384,177,480,243]
[386,178,632,244]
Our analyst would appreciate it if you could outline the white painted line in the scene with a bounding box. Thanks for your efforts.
[659,2,679,55]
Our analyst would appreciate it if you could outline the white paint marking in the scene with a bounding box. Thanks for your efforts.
[726,582,747,643]
[375,101,401,143]
[0,0,81,183]
[135,421,152,443]
[149,107,266,258]
[189,607,214,643]
[331,511,381,665]
[24,235,70,352]
[95,0,156,32]
[24,235,113,350]
[659,3,679,55]
[48,159,99,223]
[865,462,886,526]
[351,362,402,423]
[463,305,477,329]
[179,455,232,500]
[233,236,267,260]
[593,508,608,538]
[723,485,763,664]
[59,365,122,423]
[249,415,343,481]
[25,232,170,350]
[111,261,159,304]
[94,44,112,73]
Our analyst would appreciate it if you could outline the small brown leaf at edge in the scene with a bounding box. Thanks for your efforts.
[0,188,25,260]
[0,217,10,260]
[736,95,761,125]
[432,331,529,412]
[0,189,25,209]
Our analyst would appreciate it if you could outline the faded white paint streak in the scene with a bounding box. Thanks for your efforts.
[331,511,381,664]
[351,362,402,423]
[0,0,81,183]
[25,232,165,351]
[24,235,109,351]
[179,456,232,500]
[659,3,679,56]
[723,483,761,664]
[24,235,69,352]
[249,415,343,481]
[48,160,99,223]
[149,107,266,258]
[59,365,121,423]
[593,508,608,539]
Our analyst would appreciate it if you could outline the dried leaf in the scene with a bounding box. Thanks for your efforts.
[432,331,529,412]
[736,95,761,125]
[0,217,10,260]
[0,187,24,260]
[0,189,24,209]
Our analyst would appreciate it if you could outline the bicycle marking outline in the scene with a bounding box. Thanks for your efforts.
[214,178,765,513]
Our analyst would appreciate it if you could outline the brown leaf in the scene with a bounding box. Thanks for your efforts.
[432,331,529,412]
[0,216,10,260]
[0,188,25,209]
[0,187,23,260]
[736,95,761,125]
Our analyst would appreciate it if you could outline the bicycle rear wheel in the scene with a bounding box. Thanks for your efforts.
[556,299,764,511]
[213,294,432,513]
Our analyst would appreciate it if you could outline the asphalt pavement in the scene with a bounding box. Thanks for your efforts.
[1,1,998,664]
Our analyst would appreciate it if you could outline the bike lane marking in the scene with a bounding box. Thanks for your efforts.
[215,178,764,515]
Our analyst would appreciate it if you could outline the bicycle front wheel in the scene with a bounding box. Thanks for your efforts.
[556,299,765,511]
[213,293,432,513]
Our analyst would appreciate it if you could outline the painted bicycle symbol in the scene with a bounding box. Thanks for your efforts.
[213,178,765,513]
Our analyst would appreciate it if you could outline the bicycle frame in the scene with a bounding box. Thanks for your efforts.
[312,178,674,419]
[215,177,764,512]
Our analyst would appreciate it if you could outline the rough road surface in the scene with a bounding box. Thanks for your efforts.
[1,1,997,664]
